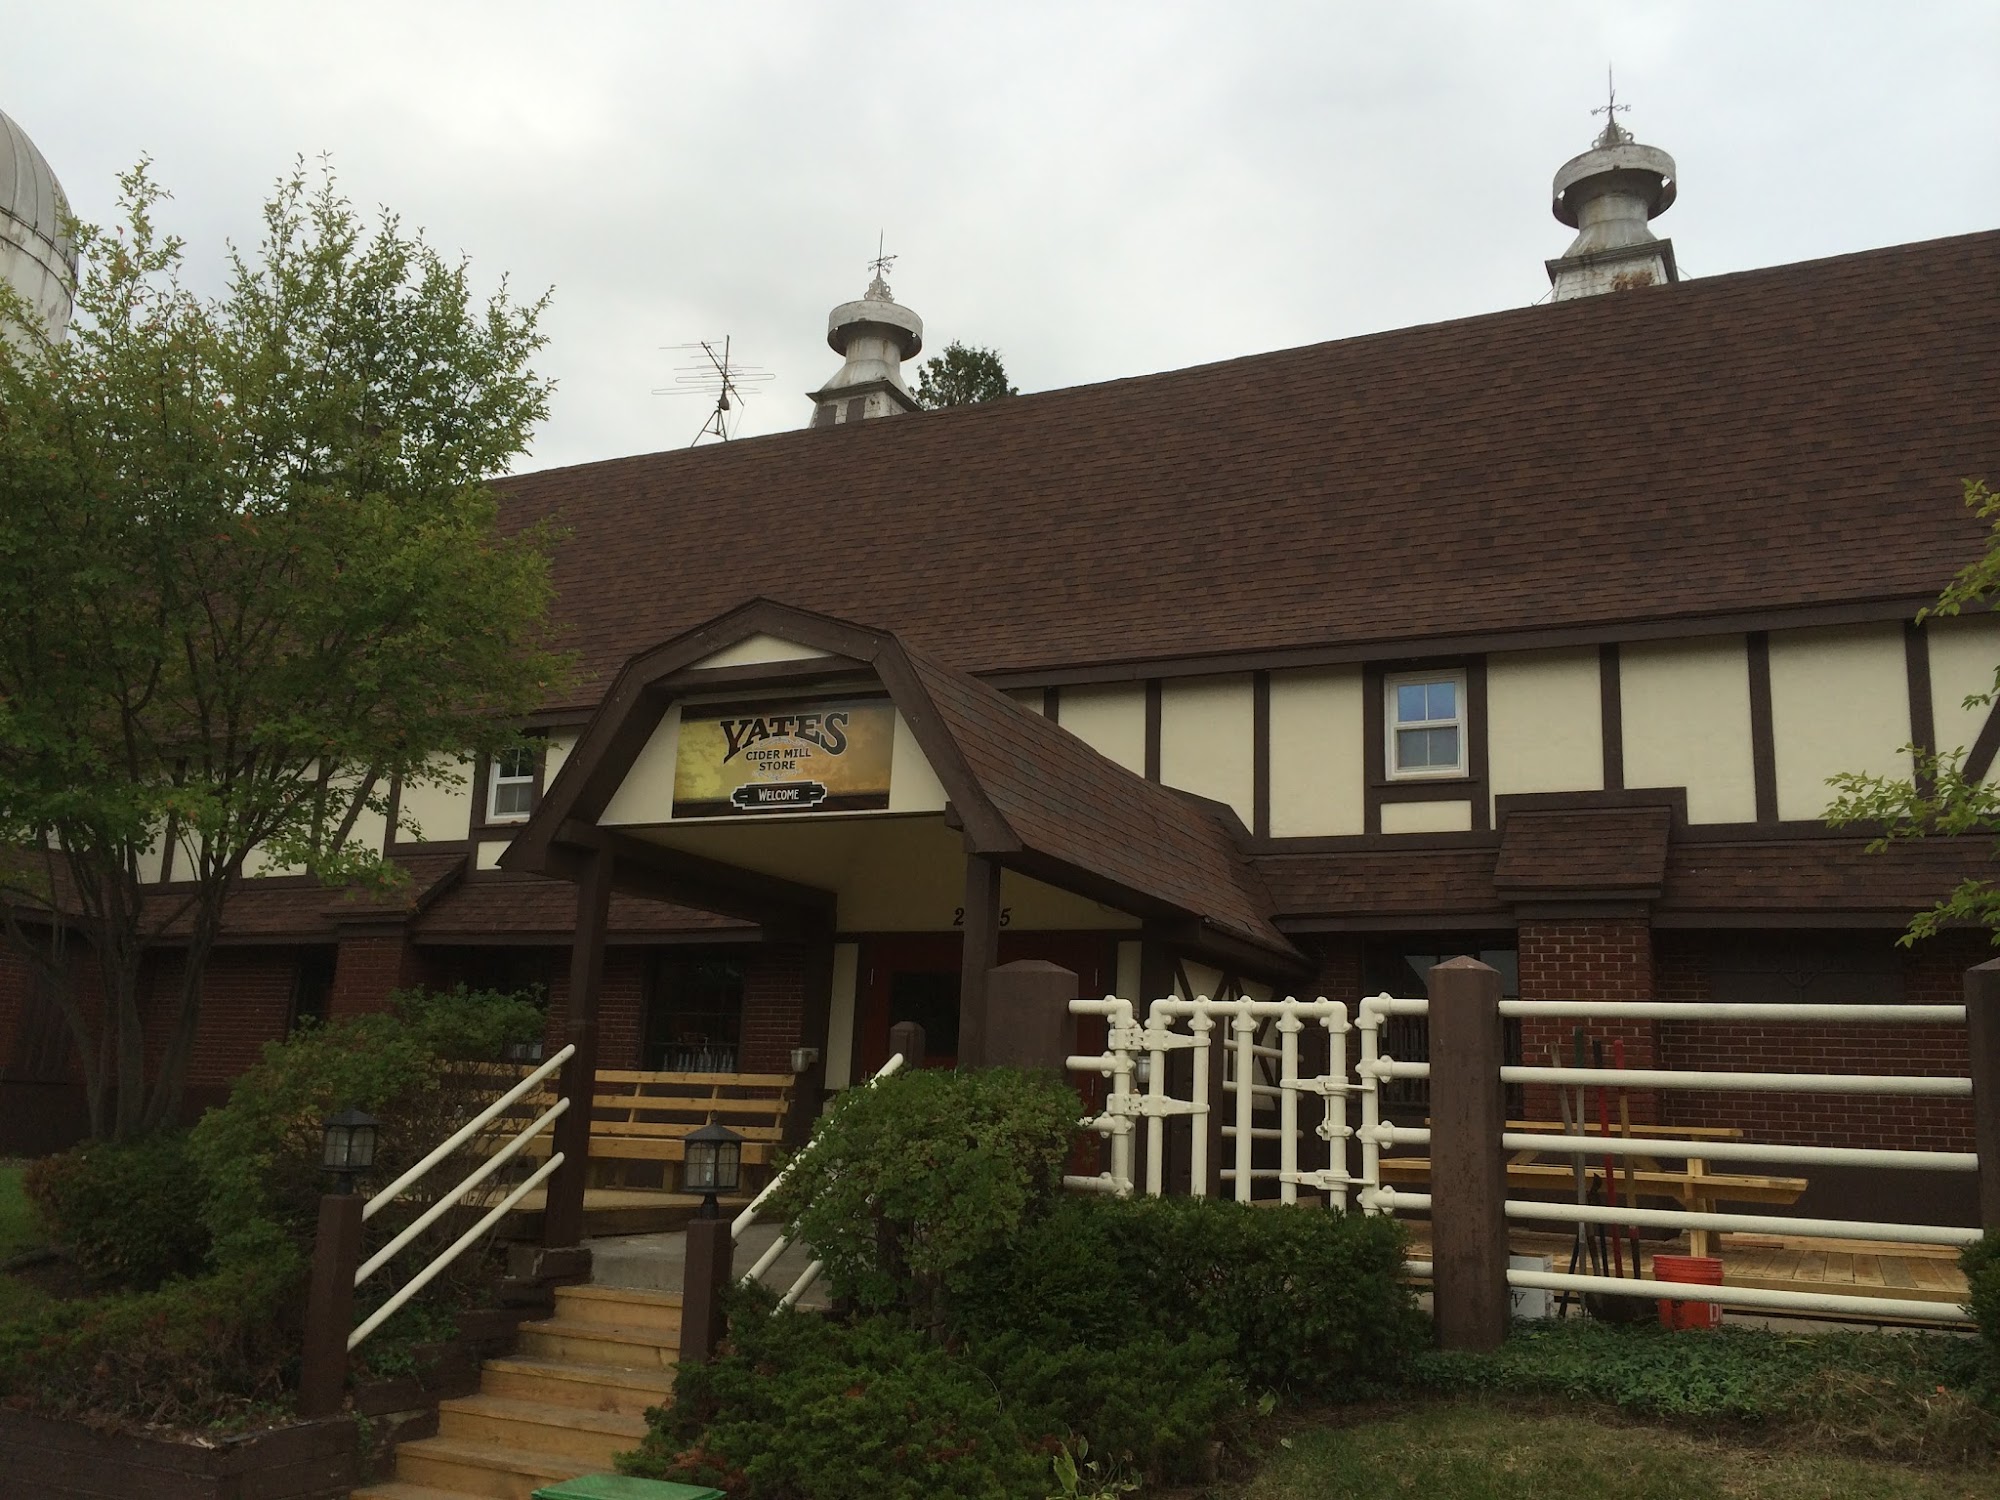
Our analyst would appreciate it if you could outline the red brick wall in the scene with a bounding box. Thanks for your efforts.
[1515,917,1658,1123]
[541,947,646,1069]
[329,935,418,1017]
[165,948,296,1086]
[741,946,807,1075]
[1655,930,1977,1152]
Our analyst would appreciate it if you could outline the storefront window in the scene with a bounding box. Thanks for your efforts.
[644,954,746,1073]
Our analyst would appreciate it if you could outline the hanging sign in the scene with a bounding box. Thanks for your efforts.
[672,699,896,818]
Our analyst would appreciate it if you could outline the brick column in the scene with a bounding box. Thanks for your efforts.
[328,930,418,1018]
[1515,917,1656,1126]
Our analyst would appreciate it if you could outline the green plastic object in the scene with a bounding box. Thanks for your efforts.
[532,1476,726,1500]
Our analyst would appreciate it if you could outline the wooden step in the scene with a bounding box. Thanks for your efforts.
[438,1392,646,1466]
[480,1354,675,1416]
[349,1484,476,1500]
[391,1436,591,1500]
[515,1316,680,1372]
[554,1282,684,1335]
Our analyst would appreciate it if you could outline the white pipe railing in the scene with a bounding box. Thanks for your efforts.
[1502,1065,1970,1096]
[1372,1187,1982,1248]
[349,1151,564,1350]
[734,1051,908,1305]
[1508,1266,1967,1324]
[354,1096,570,1287]
[1500,1001,1966,1024]
[362,1043,576,1221]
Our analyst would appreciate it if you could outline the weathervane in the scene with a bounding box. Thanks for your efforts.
[654,336,775,446]
[866,231,897,298]
[1590,66,1632,146]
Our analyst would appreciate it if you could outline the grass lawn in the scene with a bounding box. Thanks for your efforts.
[1236,1401,2000,1499]
[0,1161,52,1322]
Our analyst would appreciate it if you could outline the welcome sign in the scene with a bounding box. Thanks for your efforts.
[671,699,896,818]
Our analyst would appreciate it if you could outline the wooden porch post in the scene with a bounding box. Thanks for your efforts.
[957,854,1001,1069]
[543,847,611,1249]
[1428,955,1509,1352]
[1966,958,2000,1233]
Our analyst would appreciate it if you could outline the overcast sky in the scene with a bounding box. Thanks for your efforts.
[5,2,1996,471]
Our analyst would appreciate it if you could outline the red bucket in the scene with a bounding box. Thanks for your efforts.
[1653,1254,1724,1330]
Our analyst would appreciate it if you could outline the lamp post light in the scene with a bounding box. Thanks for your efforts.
[321,1107,380,1194]
[683,1121,742,1220]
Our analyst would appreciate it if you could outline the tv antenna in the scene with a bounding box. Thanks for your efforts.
[654,337,774,444]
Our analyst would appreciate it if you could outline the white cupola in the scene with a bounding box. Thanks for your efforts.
[1546,100,1678,301]
[0,106,78,349]
[808,256,923,427]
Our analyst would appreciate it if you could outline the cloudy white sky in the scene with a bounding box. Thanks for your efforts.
[5,2,1996,471]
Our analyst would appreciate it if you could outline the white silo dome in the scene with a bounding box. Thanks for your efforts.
[1,106,78,346]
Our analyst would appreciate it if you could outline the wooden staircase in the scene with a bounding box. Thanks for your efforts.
[354,1284,680,1500]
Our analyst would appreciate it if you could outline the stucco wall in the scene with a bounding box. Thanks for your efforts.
[1059,684,1146,775]
[1487,647,1602,818]
[1268,667,1365,836]
[1159,676,1255,826]
[1620,636,1757,823]
[1768,623,1910,822]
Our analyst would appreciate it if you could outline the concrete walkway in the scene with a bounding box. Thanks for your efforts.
[587,1221,832,1310]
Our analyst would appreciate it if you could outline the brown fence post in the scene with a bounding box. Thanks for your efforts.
[1966,959,2000,1234]
[680,1215,735,1367]
[1428,956,1509,1352]
[888,1020,927,1069]
[298,1192,364,1417]
[982,961,1076,1075]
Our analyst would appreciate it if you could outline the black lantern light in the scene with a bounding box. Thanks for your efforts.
[683,1121,743,1219]
[322,1107,380,1193]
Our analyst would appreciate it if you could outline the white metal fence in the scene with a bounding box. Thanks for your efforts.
[1063,988,1979,1324]
[1355,992,1977,1323]
[1066,994,1354,1205]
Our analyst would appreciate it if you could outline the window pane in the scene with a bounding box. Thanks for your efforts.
[1396,727,1431,768]
[1427,726,1460,768]
[1395,683,1427,724]
[1426,680,1457,721]
[498,746,535,779]
[492,780,534,818]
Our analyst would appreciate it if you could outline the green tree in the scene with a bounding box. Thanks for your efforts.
[0,162,569,1138]
[1827,478,2000,942]
[913,340,1017,408]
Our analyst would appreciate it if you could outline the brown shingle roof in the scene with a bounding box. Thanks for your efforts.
[904,649,1293,957]
[1494,807,1674,897]
[500,231,2000,710]
[412,874,755,941]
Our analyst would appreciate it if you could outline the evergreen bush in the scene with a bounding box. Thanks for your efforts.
[23,1132,211,1290]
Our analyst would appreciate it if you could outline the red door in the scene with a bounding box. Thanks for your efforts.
[855,933,1115,1076]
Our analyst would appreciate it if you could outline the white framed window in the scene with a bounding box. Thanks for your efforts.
[1385,670,1467,779]
[486,745,538,822]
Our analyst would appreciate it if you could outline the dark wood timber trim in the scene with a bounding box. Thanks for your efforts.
[1144,679,1163,782]
[1371,778,1478,802]
[1252,670,1272,840]
[1906,621,1937,796]
[1250,828,1501,854]
[1968,700,2000,785]
[1466,658,1490,832]
[1043,686,1060,723]
[543,846,611,1249]
[972,594,1953,695]
[382,775,404,850]
[1599,643,1624,792]
[1493,786,1687,826]
[656,654,871,697]
[1362,663,1387,834]
[958,854,1002,1067]
[1746,632,1779,824]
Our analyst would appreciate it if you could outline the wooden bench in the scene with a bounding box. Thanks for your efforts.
[509,1068,793,1193]
[1392,1117,1800,1256]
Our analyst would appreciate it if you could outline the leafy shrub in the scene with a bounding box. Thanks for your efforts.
[766,1067,1081,1321]
[188,983,543,1277]
[1963,1233,2000,1374]
[969,1328,1242,1482]
[622,1290,1043,1500]
[951,1193,1420,1401]
[23,1133,212,1291]
[1411,1318,2000,1465]
[0,1260,297,1427]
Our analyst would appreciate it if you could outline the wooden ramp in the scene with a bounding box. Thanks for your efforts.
[1404,1225,1971,1323]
